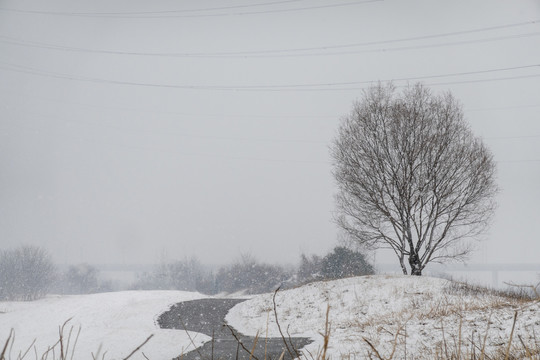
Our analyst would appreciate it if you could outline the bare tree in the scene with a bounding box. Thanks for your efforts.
[0,245,56,300]
[61,263,99,294]
[331,83,498,275]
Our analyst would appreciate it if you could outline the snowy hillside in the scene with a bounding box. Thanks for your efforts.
[226,275,540,359]
[1,276,538,359]
[0,291,209,360]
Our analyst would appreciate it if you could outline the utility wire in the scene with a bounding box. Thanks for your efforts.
[0,0,382,18]
[3,124,539,165]
[7,90,538,118]
[1,20,537,58]
[9,111,538,144]
[38,0,308,15]
[1,60,538,91]
[4,122,538,165]
[299,32,540,58]
[0,0,307,16]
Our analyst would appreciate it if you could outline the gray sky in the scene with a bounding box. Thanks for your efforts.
[1,0,539,267]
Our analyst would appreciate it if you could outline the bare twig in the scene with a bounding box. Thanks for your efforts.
[479,312,492,360]
[122,334,154,360]
[211,330,214,360]
[320,305,331,360]
[249,331,260,360]
[504,311,518,360]
[504,281,540,300]
[178,315,207,360]
[363,338,384,360]
[69,326,81,360]
[518,335,533,359]
[272,287,297,359]
[17,338,36,360]
[91,343,103,360]
[224,324,260,360]
[1,329,14,360]
[265,312,269,360]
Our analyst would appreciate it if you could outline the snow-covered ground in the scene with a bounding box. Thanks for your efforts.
[226,275,540,359]
[1,276,538,359]
[0,291,209,360]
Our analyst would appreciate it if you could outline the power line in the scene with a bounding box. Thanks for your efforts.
[0,0,306,16]
[0,0,382,18]
[226,19,539,56]
[5,87,540,117]
[421,73,540,89]
[1,60,538,91]
[47,0,308,15]
[3,123,539,165]
[4,86,539,117]
[300,32,540,58]
[1,20,537,58]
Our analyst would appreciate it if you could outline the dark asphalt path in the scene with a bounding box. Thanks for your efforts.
[157,298,312,360]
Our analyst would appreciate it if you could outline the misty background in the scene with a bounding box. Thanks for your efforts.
[1,0,539,285]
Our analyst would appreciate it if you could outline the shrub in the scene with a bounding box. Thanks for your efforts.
[0,245,56,301]
[297,253,324,284]
[215,254,291,294]
[320,246,374,280]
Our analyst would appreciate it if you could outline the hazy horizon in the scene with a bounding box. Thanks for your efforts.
[1,0,539,271]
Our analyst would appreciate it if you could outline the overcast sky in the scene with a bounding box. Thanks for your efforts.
[1,0,539,267]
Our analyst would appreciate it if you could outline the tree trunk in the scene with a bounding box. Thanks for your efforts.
[408,252,422,276]
[399,257,408,275]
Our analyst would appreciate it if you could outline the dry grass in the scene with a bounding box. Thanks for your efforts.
[0,321,152,360]
[359,310,540,360]
[347,281,540,360]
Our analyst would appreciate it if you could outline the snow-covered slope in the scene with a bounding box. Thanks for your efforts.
[226,275,540,359]
[1,276,538,359]
[0,291,209,360]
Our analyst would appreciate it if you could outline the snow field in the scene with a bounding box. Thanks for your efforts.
[0,291,210,360]
[225,275,540,359]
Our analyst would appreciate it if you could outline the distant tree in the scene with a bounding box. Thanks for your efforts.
[215,254,290,294]
[0,246,56,300]
[131,257,214,293]
[297,253,323,283]
[320,246,374,279]
[331,83,498,275]
[166,257,207,292]
[62,264,99,294]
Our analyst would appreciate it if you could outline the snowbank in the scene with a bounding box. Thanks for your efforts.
[226,275,540,358]
[0,291,209,360]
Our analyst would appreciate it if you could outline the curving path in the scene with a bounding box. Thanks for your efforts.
[157,298,312,360]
